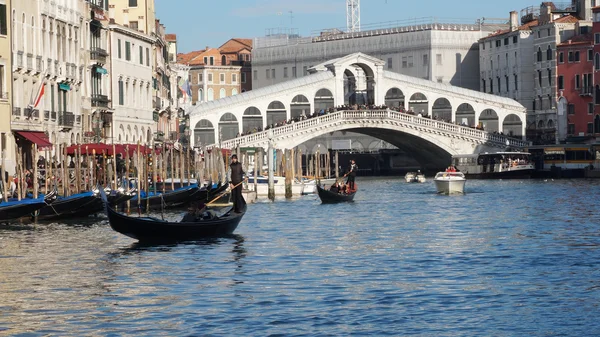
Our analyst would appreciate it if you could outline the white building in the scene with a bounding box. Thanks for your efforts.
[109,23,155,144]
[251,20,509,93]
[478,11,537,132]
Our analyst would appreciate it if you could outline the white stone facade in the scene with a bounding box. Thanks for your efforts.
[109,23,154,144]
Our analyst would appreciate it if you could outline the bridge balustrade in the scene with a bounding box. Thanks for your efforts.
[213,110,530,150]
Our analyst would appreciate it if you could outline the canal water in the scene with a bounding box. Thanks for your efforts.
[1,178,600,336]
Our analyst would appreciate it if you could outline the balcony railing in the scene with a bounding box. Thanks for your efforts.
[47,58,52,75]
[90,48,108,64]
[44,110,50,120]
[36,56,43,73]
[16,51,24,70]
[579,86,593,96]
[58,112,75,129]
[12,107,21,116]
[26,54,33,72]
[51,110,56,120]
[91,94,110,108]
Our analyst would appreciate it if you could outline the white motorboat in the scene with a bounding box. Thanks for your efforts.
[246,176,304,196]
[405,171,426,183]
[433,171,466,194]
[300,179,317,195]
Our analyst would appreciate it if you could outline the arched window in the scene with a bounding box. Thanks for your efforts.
[546,46,552,61]
[595,53,600,70]
[232,88,238,96]
[207,88,214,101]
[537,47,542,62]
[219,88,226,99]
[221,55,226,65]
[198,88,203,102]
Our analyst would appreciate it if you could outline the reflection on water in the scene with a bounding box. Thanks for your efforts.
[1,178,600,335]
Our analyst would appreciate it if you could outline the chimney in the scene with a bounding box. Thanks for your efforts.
[510,11,519,31]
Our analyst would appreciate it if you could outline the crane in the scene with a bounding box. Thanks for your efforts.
[346,0,360,32]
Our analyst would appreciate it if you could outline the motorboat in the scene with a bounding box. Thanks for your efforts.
[405,171,426,183]
[246,176,304,196]
[452,152,534,179]
[433,171,466,194]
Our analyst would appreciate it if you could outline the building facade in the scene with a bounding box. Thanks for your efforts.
[109,23,154,144]
[108,0,155,35]
[251,21,509,92]
[0,0,12,173]
[218,38,252,92]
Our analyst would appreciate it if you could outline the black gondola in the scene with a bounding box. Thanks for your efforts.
[100,188,246,242]
[124,184,199,211]
[0,190,58,223]
[316,185,356,203]
[36,191,99,220]
[68,188,136,218]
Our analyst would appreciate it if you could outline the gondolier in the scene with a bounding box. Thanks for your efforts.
[227,154,247,213]
[346,159,358,191]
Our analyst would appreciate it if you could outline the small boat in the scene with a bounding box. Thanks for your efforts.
[0,191,58,223]
[99,188,246,242]
[405,171,426,183]
[316,184,356,203]
[433,171,466,194]
[36,190,99,220]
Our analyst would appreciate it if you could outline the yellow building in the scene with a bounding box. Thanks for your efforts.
[0,0,13,174]
[109,0,156,35]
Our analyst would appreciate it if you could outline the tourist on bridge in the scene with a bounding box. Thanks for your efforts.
[227,154,247,213]
[346,159,358,191]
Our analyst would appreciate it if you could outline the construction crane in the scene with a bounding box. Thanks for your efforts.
[346,0,360,32]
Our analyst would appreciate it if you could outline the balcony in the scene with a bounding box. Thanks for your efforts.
[36,56,43,74]
[579,86,593,96]
[90,48,108,64]
[26,54,33,72]
[153,96,162,110]
[58,112,75,130]
[15,51,24,70]
[91,94,110,108]
[47,58,52,75]
[12,107,21,116]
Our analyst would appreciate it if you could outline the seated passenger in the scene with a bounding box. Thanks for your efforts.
[330,182,339,194]
[182,201,207,222]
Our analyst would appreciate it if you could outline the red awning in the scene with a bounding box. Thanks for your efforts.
[66,143,158,157]
[14,131,53,150]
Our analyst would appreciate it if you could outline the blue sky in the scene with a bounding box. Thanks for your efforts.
[156,0,535,53]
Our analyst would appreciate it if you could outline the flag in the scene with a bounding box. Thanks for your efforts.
[29,81,45,108]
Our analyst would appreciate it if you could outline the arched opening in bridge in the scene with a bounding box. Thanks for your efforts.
[290,95,310,119]
[243,106,263,133]
[456,103,475,127]
[479,109,499,132]
[343,64,375,106]
[547,119,554,129]
[219,113,239,141]
[432,98,452,122]
[409,92,428,115]
[194,119,215,147]
[314,88,334,112]
[384,88,405,108]
[503,114,523,137]
[266,101,287,126]
[538,120,546,129]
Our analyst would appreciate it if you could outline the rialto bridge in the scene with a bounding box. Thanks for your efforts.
[188,53,529,168]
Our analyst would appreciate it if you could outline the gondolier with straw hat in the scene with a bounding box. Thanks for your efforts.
[227,154,247,213]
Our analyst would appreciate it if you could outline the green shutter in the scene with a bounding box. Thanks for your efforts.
[139,46,143,64]
[118,39,121,58]
[0,5,7,35]
[125,42,130,60]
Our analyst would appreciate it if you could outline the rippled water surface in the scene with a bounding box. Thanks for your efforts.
[1,178,600,336]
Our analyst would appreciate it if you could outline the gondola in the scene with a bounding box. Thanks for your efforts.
[69,188,136,218]
[36,191,99,220]
[124,184,199,211]
[100,188,246,242]
[0,190,58,223]
[316,184,356,203]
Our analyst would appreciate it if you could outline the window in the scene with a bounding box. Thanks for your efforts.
[221,55,226,65]
[139,46,143,64]
[253,70,257,80]
[117,39,121,58]
[125,41,131,61]
[547,69,552,86]
[203,57,208,64]
[538,70,542,86]
[207,73,213,83]
[146,48,149,66]
[568,123,575,135]
[209,57,214,65]
[559,52,564,63]
[514,74,518,91]
[0,4,6,35]
[266,69,270,79]
[241,72,246,83]
[504,38,509,45]
[589,103,594,115]
[568,51,574,62]
[596,53,600,70]
[198,73,202,83]
[497,77,501,92]
[537,47,542,62]
[129,21,138,31]
[220,73,225,83]
[596,33,600,44]
[271,69,275,79]
[575,51,580,62]
[558,75,564,89]
[575,74,581,89]
[408,55,413,67]
[402,56,407,68]
[482,79,486,92]
[292,66,297,78]
[505,75,509,92]
[232,74,237,83]
[496,40,501,47]
[546,46,552,60]
[513,36,518,44]
[423,54,428,66]
[588,123,594,134]
[490,78,494,94]
[129,0,138,6]
[219,88,226,99]
[197,89,203,101]
[387,57,393,69]
[436,54,442,65]
[118,79,124,105]
[284,67,288,78]
[482,42,485,50]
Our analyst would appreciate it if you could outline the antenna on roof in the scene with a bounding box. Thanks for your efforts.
[346,0,360,32]
[289,11,294,26]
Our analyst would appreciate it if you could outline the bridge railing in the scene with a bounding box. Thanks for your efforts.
[214,110,530,149]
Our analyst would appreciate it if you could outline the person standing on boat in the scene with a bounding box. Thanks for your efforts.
[346,159,358,191]
[227,154,247,213]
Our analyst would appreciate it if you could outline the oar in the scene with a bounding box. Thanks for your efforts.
[206,180,244,206]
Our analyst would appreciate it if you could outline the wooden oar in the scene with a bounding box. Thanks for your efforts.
[206,180,244,206]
